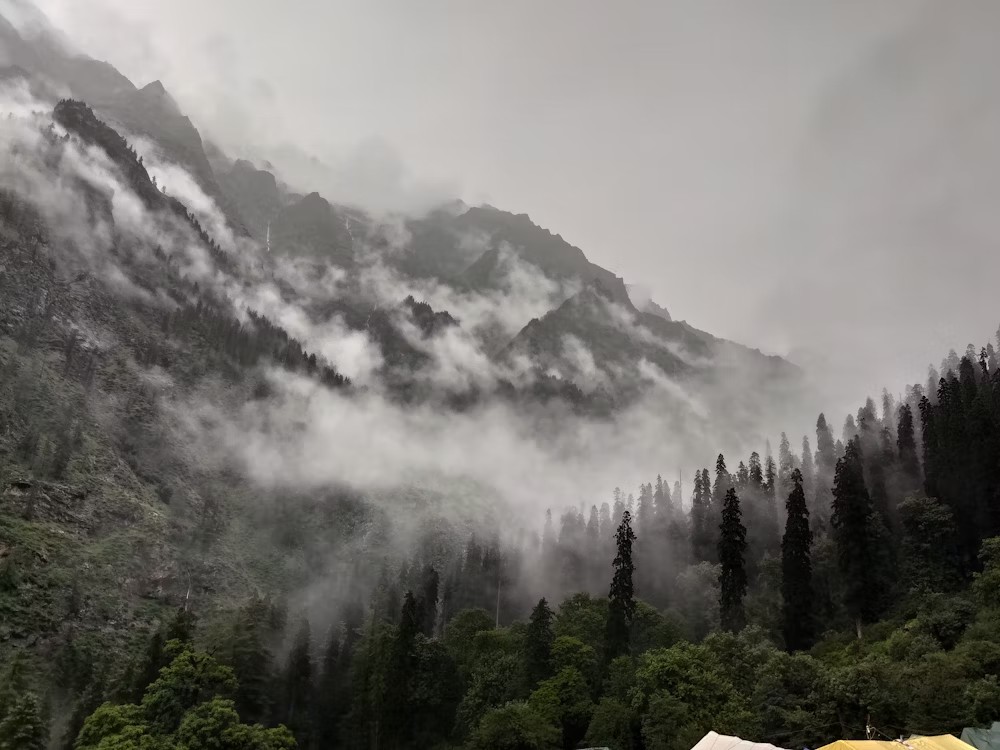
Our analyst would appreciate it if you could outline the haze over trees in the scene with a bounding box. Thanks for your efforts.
[2,3,1000,750]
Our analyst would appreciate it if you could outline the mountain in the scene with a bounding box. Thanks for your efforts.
[454,206,633,304]
[269,191,353,264]
[217,159,283,241]
[0,5,247,234]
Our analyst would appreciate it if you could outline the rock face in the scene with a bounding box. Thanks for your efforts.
[0,12,248,234]
[218,160,282,241]
[269,192,354,265]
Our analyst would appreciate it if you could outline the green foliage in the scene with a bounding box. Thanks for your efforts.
[899,496,960,593]
[444,608,496,675]
[74,649,293,750]
[584,697,638,750]
[523,598,555,691]
[528,668,593,748]
[0,692,47,750]
[633,642,757,750]
[973,537,1000,606]
[467,701,559,750]
[140,647,238,734]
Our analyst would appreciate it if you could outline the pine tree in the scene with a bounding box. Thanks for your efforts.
[718,488,747,633]
[384,592,421,747]
[654,474,673,521]
[781,469,814,651]
[778,433,795,502]
[690,469,705,561]
[605,511,637,661]
[897,403,921,493]
[0,692,47,750]
[832,437,887,634]
[524,598,555,690]
[690,469,712,562]
[800,436,815,506]
[763,453,780,551]
[712,454,730,519]
[418,565,440,636]
[281,619,314,745]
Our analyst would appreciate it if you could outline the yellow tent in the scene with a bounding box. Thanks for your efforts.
[819,736,977,750]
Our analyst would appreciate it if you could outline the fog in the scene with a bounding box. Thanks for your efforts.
[25,0,1000,417]
[5,0,1000,630]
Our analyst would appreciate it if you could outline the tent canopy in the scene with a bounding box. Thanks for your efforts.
[691,731,790,750]
[819,736,977,750]
[961,722,1000,750]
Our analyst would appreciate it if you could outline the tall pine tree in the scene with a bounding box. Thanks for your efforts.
[718,488,747,633]
[832,437,887,635]
[781,469,814,651]
[605,510,637,661]
[524,598,555,690]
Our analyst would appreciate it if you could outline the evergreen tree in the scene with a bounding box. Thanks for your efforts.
[899,496,960,593]
[524,598,555,690]
[814,414,837,531]
[418,565,440,637]
[605,511,636,661]
[690,469,705,561]
[653,474,673,521]
[778,433,795,503]
[718,488,747,632]
[384,592,421,748]
[0,692,47,750]
[832,438,887,633]
[800,436,815,507]
[763,453,780,551]
[781,469,814,651]
[712,453,730,519]
[280,619,314,745]
[897,403,921,493]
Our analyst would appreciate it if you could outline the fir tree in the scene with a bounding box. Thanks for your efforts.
[763,453,780,551]
[712,453,730,519]
[282,620,313,741]
[781,469,814,651]
[832,437,887,634]
[384,592,421,747]
[418,565,440,637]
[524,598,555,690]
[897,403,921,493]
[605,510,637,661]
[0,692,47,750]
[718,488,747,632]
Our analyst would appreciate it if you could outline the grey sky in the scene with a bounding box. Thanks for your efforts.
[31,0,1000,414]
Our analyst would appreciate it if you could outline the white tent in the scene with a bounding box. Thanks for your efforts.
[691,731,791,750]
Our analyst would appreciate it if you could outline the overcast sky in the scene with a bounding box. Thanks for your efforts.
[28,0,1000,413]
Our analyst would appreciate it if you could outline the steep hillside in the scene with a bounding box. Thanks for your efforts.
[0,10,246,234]
[269,192,353,265]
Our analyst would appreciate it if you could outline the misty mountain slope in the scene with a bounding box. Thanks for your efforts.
[217,158,283,241]
[503,279,799,399]
[0,8,248,235]
[269,191,353,265]
[454,206,633,303]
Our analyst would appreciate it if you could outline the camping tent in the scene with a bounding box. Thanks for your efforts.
[961,722,1000,750]
[818,736,977,750]
[690,731,790,750]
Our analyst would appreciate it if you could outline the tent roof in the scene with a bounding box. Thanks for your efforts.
[690,731,790,750]
[961,723,1000,750]
[819,736,977,750]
